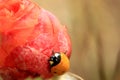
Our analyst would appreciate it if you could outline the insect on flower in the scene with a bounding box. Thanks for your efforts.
[49,50,70,75]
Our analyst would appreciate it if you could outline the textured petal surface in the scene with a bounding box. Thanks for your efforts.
[0,0,71,79]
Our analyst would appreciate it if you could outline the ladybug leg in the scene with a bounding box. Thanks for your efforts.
[52,50,55,55]
[64,50,67,54]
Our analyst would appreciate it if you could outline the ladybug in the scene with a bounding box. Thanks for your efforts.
[48,51,70,75]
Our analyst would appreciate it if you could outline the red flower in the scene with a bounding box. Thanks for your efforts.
[0,0,71,79]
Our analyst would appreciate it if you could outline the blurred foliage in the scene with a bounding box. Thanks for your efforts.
[25,77,42,80]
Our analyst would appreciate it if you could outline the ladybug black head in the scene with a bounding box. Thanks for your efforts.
[49,52,61,67]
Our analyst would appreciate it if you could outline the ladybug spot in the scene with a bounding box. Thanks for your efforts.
[62,71,65,73]
[54,71,57,73]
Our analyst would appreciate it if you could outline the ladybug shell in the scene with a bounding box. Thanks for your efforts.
[50,52,70,75]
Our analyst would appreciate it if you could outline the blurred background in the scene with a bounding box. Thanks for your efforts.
[34,0,120,80]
